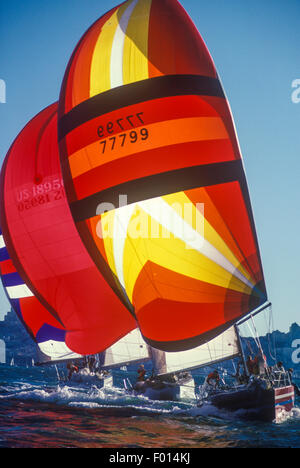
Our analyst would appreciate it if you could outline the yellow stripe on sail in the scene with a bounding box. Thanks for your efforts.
[89,3,128,96]
[117,207,253,302]
[161,192,255,286]
[123,0,152,85]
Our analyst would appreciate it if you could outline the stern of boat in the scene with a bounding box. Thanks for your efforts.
[274,385,295,422]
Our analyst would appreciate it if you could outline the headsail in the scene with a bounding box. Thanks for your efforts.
[101,329,151,369]
[0,103,136,356]
[151,327,240,376]
[0,228,81,362]
[58,0,267,352]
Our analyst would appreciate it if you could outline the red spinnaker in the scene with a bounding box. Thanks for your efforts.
[0,103,136,355]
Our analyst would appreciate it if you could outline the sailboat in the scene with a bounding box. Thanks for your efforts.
[54,0,294,419]
[127,305,295,420]
[196,307,295,423]
[0,100,192,398]
[66,328,151,388]
[0,0,294,421]
[0,100,192,399]
[124,325,239,401]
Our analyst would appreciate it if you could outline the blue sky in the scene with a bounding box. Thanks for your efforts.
[0,0,299,333]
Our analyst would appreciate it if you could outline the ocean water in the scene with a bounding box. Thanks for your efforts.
[0,364,299,449]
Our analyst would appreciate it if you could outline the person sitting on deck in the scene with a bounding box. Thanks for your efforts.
[67,362,79,380]
[205,370,220,389]
[246,355,256,375]
[254,352,267,376]
[137,364,146,382]
[275,361,285,371]
[87,356,96,372]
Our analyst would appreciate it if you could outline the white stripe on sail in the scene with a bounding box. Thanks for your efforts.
[110,0,139,89]
[6,284,34,299]
[0,235,5,249]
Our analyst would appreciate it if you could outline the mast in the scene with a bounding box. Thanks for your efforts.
[234,324,249,377]
[150,347,167,375]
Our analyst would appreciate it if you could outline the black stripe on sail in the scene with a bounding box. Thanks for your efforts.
[58,74,225,140]
[70,159,246,223]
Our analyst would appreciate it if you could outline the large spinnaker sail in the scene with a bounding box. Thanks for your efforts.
[58,0,268,352]
[101,329,151,369]
[150,326,240,376]
[0,229,82,362]
[0,103,136,356]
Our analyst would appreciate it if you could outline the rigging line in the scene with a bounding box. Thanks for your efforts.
[250,314,264,357]
[245,320,260,350]
[267,304,277,362]
[206,339,214,368]
[262,306,275,362]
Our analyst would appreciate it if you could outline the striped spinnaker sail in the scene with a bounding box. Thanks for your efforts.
[54,0,267,351]
[58,0,266,351]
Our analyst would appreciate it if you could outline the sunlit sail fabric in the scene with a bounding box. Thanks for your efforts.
[102,329,150,369]
[151,327,240,376]
[0,103,136,355]
[58,0,267,351]
[0,228,81,362]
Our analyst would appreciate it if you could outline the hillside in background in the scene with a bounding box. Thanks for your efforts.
[0,309,300,376]
[0,309,37,366]
[241,322,300,374]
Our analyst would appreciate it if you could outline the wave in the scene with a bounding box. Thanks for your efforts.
[0,380,192,418]
[1,365,299,425]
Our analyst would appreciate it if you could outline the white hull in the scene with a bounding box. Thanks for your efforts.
[126,374,195,401]
[70,368,113,388]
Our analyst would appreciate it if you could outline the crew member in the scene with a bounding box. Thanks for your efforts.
[67,362,79,380]
[88,356,96,372]
[137,364,146,382]
[233,362,248,385]
[206,370,220,388]
[275,361,285,371]
[246,355,255,375]
[255,352,267,376]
